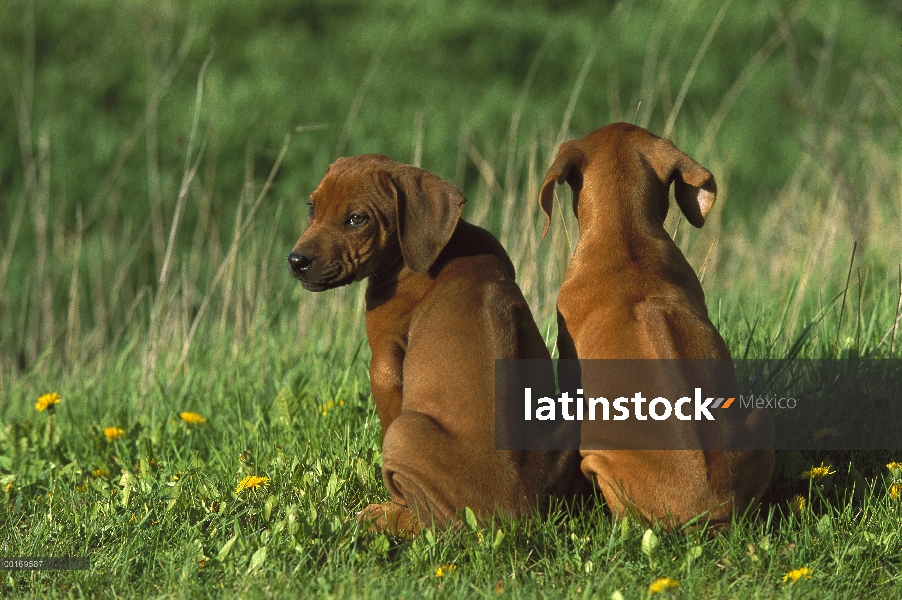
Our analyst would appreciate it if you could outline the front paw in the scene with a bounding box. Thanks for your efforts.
[358,501,423,537]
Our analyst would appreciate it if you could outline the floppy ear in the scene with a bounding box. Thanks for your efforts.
[539,142,583,238]
[383,165,467,274]
[657,141,717,228]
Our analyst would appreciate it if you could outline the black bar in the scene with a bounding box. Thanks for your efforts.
[496,359,902,451]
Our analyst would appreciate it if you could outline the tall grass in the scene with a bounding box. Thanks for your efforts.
[1,2,899,392]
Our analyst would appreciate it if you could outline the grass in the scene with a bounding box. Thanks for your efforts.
[2,320,901,597]
[1,0,901,597]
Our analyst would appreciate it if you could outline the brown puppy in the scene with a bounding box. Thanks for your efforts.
[539,123,774,529]
[289,154,580,535]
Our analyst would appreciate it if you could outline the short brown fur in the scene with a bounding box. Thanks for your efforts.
[540,123,774,529]
[290,154,583,535]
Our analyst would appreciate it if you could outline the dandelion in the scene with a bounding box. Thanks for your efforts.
[647,577,679,594]
[35,392,61,412]
[169,470,189,483]
[782,567,812,583]
[790,494,806,513]
[92,469,110,478]
[103,427,125,442]
[886,462,902,472]
[235,475,270,494]
[435,564,457,577]
[180,412,206,424]
[75,484,88,494]
[889,483,902,501]
[320,399,345,416]
[812,427,839,441]
[800,463,835,480]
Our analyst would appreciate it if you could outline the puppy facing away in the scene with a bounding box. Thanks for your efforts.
[289,154,582,535]
[539,123,774,530]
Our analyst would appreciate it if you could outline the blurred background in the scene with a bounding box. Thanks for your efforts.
[1,0,900,389]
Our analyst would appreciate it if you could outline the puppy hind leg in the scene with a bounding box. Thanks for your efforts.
[378,410,517,533]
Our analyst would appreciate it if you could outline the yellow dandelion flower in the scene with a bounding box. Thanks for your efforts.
[321,399,344,416]
[35,392,61,412]
[103,427,125,442]
[235,475,270,494]
[812,427,839,441]
[889,483,902,501]
[75,484,88,494]
[886,462,902,472]
[800,463,835,480]
[782,567,812,583]
[435,564,457,577]
[648,577,679,594]
[92,469,110,478]
[180,412,206,424]
[790,494,806,513]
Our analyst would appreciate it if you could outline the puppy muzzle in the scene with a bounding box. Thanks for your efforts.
[288,252,313,276]
[287,251,356,291]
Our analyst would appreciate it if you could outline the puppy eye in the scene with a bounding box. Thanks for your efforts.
[306,202,314,218]
[347,213,369,227]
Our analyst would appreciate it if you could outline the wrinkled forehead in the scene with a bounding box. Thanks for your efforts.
[309,155,399,205]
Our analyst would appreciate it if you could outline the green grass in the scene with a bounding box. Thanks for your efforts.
[2,317,901,597]
[1,0,901,597]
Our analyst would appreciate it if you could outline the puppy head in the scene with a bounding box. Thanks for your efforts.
[289,155,466,291]
[539,123,717,237]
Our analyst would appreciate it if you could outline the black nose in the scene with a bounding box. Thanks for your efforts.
[288,252,313,274]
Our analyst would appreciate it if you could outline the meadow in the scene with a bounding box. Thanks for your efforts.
[1,0,901,597]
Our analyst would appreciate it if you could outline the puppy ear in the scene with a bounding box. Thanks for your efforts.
[539,142,583,238]
[659,141,717,228]
[383,166,467,274]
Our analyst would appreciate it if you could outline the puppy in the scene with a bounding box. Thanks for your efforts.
[539,123,774,529]
[290,154,581,535]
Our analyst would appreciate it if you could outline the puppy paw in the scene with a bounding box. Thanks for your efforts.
[358,501,423,537]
